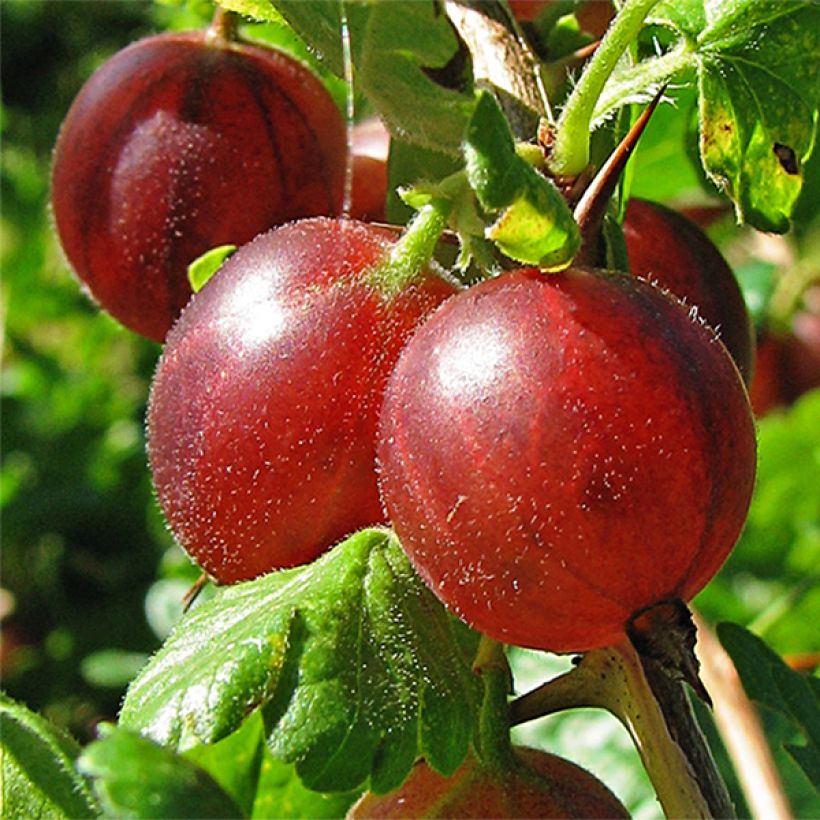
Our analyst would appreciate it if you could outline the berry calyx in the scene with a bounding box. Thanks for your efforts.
[378,266,756,653]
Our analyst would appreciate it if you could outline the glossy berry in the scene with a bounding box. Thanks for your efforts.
[378,267,756,653]
[148,218,456,583]
[349,747,628,818]
[623,199,754,383]
[51,30,346,342]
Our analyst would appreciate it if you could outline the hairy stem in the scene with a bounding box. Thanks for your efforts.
[473,636,516,771]
[369,199,450,297]
[592,43,697,125]
[511,640,734,818]
[548,0,661,178]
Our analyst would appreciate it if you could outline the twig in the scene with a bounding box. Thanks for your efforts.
[694,613,792,820]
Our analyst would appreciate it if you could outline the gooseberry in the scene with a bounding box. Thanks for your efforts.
[349,747,628,818]
[378,267,756,653]
[623,198,754,383]
[51,30,346,341]
[148,217,456,583]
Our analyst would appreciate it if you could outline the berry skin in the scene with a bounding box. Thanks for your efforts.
[51,31,345,342]
[623,199,754,384]
[148,218,456,584]
[378,267,756,653]
[349,747,628,818]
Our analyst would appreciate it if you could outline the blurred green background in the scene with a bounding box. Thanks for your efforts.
[1,1,818,817]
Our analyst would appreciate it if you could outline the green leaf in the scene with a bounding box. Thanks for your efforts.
[272,1,473,155]
[358,2,475,156]
[187,712,361,818]
[464,93,580,268]
[78,726,242,818]
[187,245,236,294]
[386,139,463,224]
[717,623,820,791]
[0,695,98,818]
[252,755,360,819]
[0,693,99,819]
[217,0,284,24]
[120,529,480,794]
[653,0,820,232]
[185,712,266,818]
[271,1,370,75]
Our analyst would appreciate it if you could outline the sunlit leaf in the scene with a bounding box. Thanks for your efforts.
[120,529,480,794]
[652,0,820,231]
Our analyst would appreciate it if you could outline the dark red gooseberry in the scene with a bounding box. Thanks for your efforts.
[350,154,389,223]
[623,199,755,383]
[148,218,457,583]
[378,267,756,653]
[51,31,346,342]
[349,747,628,818]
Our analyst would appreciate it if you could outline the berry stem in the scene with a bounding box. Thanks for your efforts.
[472,636,516,771]
[510,640,733,818]
[547,0,661,179]
[369,199,451,297]
[207,7,240,44]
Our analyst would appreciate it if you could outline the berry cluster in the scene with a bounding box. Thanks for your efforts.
[52,17,757,657]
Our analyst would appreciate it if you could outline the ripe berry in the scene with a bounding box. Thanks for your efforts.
[51,30,346,342]
[378,267,756,653]
[148,217,456,583]
[623,199,754,383]
[349,747,628,818]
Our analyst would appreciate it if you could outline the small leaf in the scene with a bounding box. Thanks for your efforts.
[464,93,580,268]
[78,726,242,818]
[120,529,480,794]
[0,693,99,819]
[717,622,820,791]
[187,245,236,294]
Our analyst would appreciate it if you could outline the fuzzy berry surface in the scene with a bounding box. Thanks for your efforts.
[148,218,456,583]
[378,267,757,652]
[51,31,346,341]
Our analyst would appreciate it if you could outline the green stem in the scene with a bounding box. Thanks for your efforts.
[592,43,697,125]
[369,199,451,297]
[472,636,516,772]
[510,641,730,818]
[548,0,661,178]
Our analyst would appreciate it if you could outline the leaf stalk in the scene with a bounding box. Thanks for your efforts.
[548,0,661,178]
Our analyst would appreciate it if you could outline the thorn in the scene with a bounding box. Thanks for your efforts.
[182,572,210,613]
[573,84,667,266]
